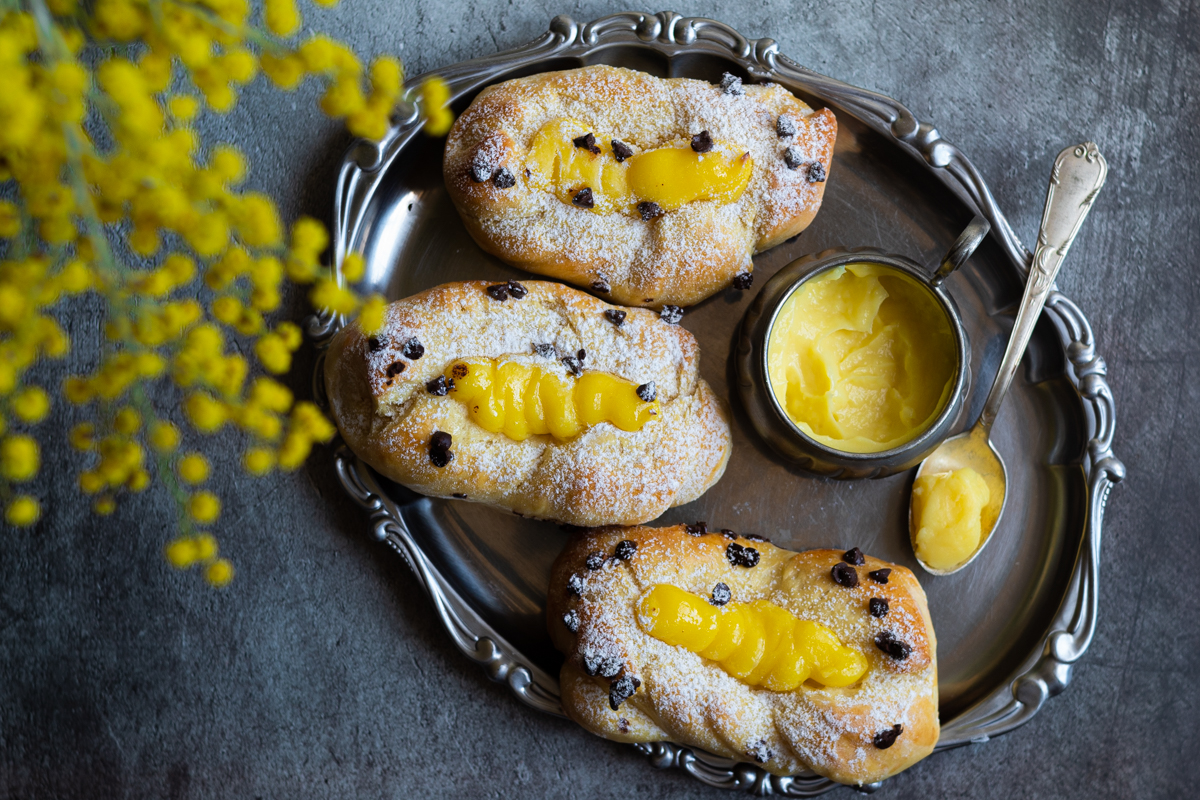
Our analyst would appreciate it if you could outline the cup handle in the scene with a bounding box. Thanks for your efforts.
[930,215,991,286]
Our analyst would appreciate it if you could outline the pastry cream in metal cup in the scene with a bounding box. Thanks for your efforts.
[736,216,988,479]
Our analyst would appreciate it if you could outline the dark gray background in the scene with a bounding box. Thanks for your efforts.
[3,1,1196,797]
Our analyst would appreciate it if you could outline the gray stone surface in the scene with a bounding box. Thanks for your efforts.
[2,1,1197,797]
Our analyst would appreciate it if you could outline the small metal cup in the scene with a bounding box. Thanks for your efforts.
[736,216,990,479]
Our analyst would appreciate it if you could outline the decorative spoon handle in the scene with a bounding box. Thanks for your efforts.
[978,142,1108,432]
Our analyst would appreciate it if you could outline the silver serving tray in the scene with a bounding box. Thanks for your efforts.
[309,11,1124,795]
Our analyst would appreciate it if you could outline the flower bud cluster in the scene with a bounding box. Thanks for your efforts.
[0,1,453,585]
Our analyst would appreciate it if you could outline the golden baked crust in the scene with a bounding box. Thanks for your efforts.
[444,65,837,308]
[323,281,731,526]
[547,525,939,785]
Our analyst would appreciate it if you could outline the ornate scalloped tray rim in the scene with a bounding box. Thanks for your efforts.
[313,11,1124,796]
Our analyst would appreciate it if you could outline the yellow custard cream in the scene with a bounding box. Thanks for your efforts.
[636,584,868,691]
[527,119,752,215]
[911,467,991,571]
[766,264,957,453]
[446,358,659,442]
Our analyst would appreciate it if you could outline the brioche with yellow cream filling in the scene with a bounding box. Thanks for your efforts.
[548,525,938,785]
[323,281,731,527]
[444,65,837,308]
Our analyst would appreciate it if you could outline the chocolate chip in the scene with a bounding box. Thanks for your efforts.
[875,631,912,660]
[611,139,634,162]
[710,582,731,606]
[604,309,626,327]
[721,529,738,540]
[572,187,594,208]
[426,375,451,395]
[492,167,516,188]
[842,547,865,566]
[807,162,827,183]
[402,337,424,360]
[367,336,384,352]
[743,533,768,543]
[524,167,530,177]
[776,114,797,137]
[691,130,714,153]
[784,145,804,169]
[572,132,601,154]
[636,381,657,402]
[726,542,760,568]
[869,568,892,584]
[831,562,859,588]
[869,597,889,618]
[614,540,637,561]
[590,277,611,293]
[469,156,493,183]
[609,674,641,710]
[561,355,582,377]
[873,724,903,749]
[583,650,622,678]
[486,283,509,301]
[732,271,753,290]
[719,72,744,96]
[429,430,453,468]
[533,342,555,358]
[747,738,773,764]
[567,573,584,596]
[386,361,405,378]
[660,305,684,324]
[577,349,586,362]
[618,718,630,734]
[637,201,664,220]
[506,280,527,299]
[585,551,606,571]
[685,521,708,536]
[563,609,579,633]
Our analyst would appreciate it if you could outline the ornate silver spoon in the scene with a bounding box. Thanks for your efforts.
[909,142,1108,575]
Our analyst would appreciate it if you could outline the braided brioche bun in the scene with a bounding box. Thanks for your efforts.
[324,281,731,526]
[444,65,836,308]
[547,525,938,785]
